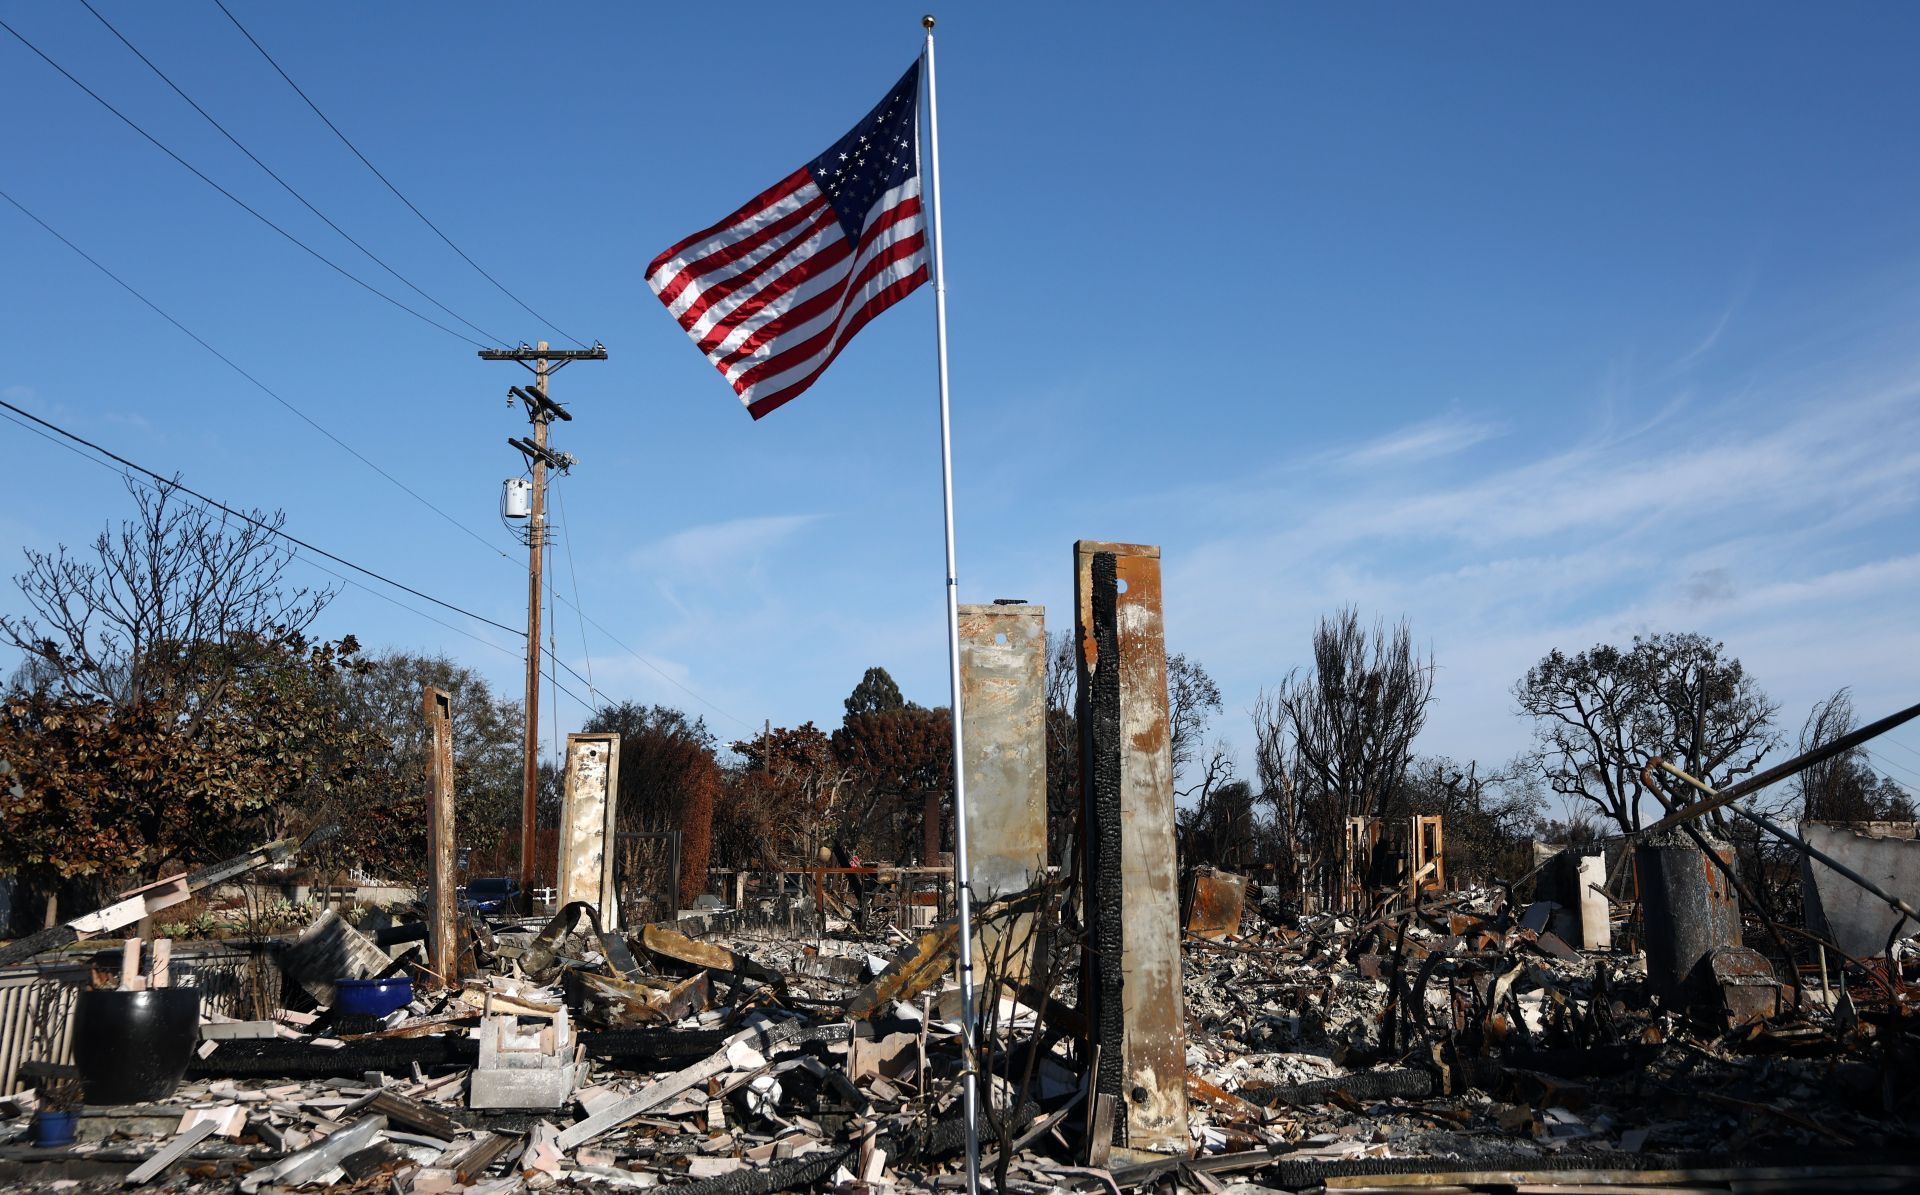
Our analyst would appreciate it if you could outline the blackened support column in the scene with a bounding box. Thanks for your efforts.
[1073,541,1190,1160]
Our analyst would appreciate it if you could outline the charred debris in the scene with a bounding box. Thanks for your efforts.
[1,542,1917,1194]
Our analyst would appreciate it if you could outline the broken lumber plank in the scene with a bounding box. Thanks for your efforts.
[119,939,144,991]
[364,1089,464,1140]
[1184,1073,1267,1125]
[123,1119,219,1186]
[641,923,784,988]
[149,939,171,987]
[1086,1092,1115,1168]
[848,921,959,1018]
[447,1131,519,1183]
[0,826,338,967]
[550,1048,733,1151]
[238,1114,387,1192]
[552,1021,797,1151]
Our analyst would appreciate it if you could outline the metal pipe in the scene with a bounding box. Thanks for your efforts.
[921,17,981,1192]
[1638,699,1920,837]
[1651,758,1920,936]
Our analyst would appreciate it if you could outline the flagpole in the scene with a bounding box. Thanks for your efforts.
[921,14,982,1193]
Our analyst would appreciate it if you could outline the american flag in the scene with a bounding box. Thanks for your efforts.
[646,62,928,420]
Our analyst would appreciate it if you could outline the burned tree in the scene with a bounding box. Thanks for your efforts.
[1166,651,1223,793]
[0,477,329,712]
[583,702,720,907]
[721,722,854,868]
[320,652,525,883]
[1515,632,1779,833]
[1043,631,1079,867]
[1399,756,1542,886]
[1252,607,1436,884]
[843,665,910,719]
[832,704,952,863]
[1794,688,1915,823]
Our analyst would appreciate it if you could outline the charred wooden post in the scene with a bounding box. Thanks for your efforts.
[423,686,458,985]
[559,733,622,928]
[1073,541,1191,1160]
[958,602,1048,981]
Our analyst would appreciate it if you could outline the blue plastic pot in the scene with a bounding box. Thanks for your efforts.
[32,1110,76,1148]
[334,976,413,1017]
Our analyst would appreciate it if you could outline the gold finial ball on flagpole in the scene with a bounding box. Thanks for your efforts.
[923,14,936,29]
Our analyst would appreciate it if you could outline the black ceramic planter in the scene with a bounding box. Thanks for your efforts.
[71,987,201,1104]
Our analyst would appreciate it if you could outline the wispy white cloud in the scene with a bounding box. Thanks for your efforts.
[1157,366,1920,783]
[1337,410,1504,468]
[628,513,822,582]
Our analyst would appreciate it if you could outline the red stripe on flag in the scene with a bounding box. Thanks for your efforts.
[743,265,931,419]
[647,168,813,278]
[712,199,922,370]
[656,197,832,313]
[728,233,926,387]
[685,216,850,350]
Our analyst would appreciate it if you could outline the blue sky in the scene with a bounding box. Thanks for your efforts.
[5,3,1919,802]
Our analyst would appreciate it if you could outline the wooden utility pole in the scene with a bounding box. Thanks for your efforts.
[521,344,550,898]
[423,685,457,984]
[479,339,607,896]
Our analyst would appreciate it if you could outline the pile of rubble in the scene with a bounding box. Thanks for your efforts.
[0,879,1076,1193]
[1171,883,1920,1191]
[4,863,1917,1193]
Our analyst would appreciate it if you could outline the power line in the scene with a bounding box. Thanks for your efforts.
[552,484,600,709]
[1,189,515,566]
[257,532,518,657]
[1876,735,1920,765]
[211,0,588,348]
[77,0,503,346]
[0,396,523,638]
[0,14,486,348]
[1,407,597,714]
[1862,748,1920,792]
[546,586,755,732]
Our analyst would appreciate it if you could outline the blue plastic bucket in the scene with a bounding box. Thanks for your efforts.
[334,976,413,1017]
[32,1110,76,1148]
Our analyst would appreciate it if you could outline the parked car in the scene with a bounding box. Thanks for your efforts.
[459,876,523,915]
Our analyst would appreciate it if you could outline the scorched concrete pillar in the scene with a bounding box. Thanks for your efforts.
[958,602,1048,981]
[1074,541,1190,1160]
[558,732,621,927]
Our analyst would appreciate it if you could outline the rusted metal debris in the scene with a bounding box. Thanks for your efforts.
[1185,866,1247,940]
